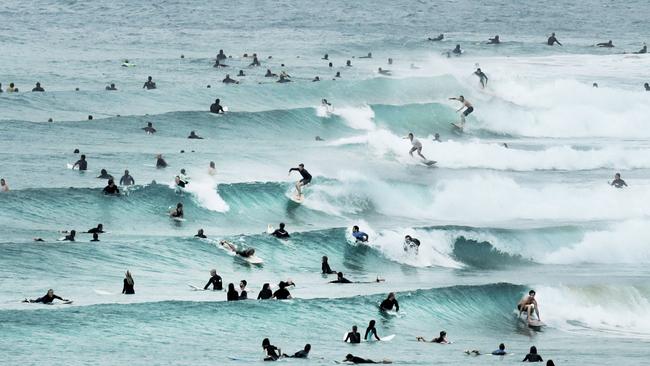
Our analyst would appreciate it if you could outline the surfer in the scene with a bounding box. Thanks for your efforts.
[378,67,391,75]
[492,343,507,355]
[474,68,488,88]
[330,272,352,284]
[547,33,562,46]
[635,43,647,54]
[142,122,156,134]
[322,98,331,107]
[23,289,69,304]
[488,35,500,44]
[188,130,203,139]
[364,320,381,341]
[87,224,104,234]
[249,55,260,67]
[433,133,441,142]
[204,269,223,290]
[428,34,444,41]
[219,240,256,258]
[194,229,207,239]
[335,71,341,78]
[597,40,614,47]
[359,52,372,59]
[62,230,76,242]
[312,76,321,82]
[352,225,369,242]
[406,133,426,160]
[277,75,292,83]
[208,161,217,175]
[227,283,239,301]
[265,69,277,77]
[289,344,310,358]
[143,76,156,89]
[449,95,474,127]
[119,170,134,186]
[237,70,245,77]
[272,281,292,300]
[97,169,113,180]
[1,178,9,192]
[258,283,273,299]
[262,338,283,361]
[169,203,183,218]
[517,290,541,324]
[239,280,248,300]
[122,271,135,294]
[416,330,449,344]
[216,49,227,61]
[105,83,117,91]
[322,256,336,274]
[156,154,167,168]
[403,235,420,253]
[32,82,45,92]
[452,44,462,55]
[645,82,649,91]
[322,54,329,60]
[210,99,225,114]
[379,292,399,312]
[222,74,238,84]
[6,82,18,92]
[522,346,543,362]
[345,326,361,343]
[609,173,628,188]
[289,163,312,197]
[213,59,227,68]
[344,354,389,364]
[102,179,120,195]
[270,223,290,239]
[346,60,352,66]
[72,154,88,171]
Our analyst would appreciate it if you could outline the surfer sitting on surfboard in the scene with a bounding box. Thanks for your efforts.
[449,95,474,128]
[169,202,183,218]
[72,154,88,171]
[23,289,70,304]
[517,290,541,324]
[288,163,312,198]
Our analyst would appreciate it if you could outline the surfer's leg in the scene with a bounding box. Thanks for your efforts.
[295,181,302,195]
[417,147,426,160]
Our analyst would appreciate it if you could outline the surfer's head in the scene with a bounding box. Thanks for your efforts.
[369,320,376,327]
[47,289,54,296]
[529,290,536,296]
[262,338,270,348]
[529,346,538,354]
[499,343,505,350]
[352,225,359,232]
[279,222,285,229]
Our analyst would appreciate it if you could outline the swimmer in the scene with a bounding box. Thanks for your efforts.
[452,44,462,55]
[609,172,628,188]
[322,54,329,60]
[433,133,441,142]
[122,271,135,294]
[644,82,649,91]
[277,75,292,83]
[346,60,352,66]
[142,122,156,134]
[428,34,444,41]
[6,82,19,92]
[249,55,260,67]
[257,283,272,299]
[32,82,45,92]
[156,154,167,168]
[188,130,203,139]
[90,232,100,242]
[344,354,391,364]
[289,163,312,197]
[169,202,183,218]
[364,320,381,341]
[289,344,310,358]
[593,82,599,88]
[634,43,647,54]
[194,229,207,239]
[239,280,248,299]
[322,98,331,106]
[237,69,245,77]
[72,154,88,171]
[226,283,239,301]
[143,76,156,89]
[204,269,223,290]
[359,52,372,59]
[216,49,227,61]
[352,225,369,242]
[97,169,113,180]
[312,76,321,82]
[488,35,500,44]
[416,330,449,344]
[522,346,543,362]
[270,222,290,239]
[102,179,120,195]
[119,170,135,186]
[547,32,562,46]
[492,343,507,356]
[449,95,474,126]
[334,71,341,78]
[105,83,117,91]
[222,74,238,84]
[265,69,277,77]
[208,161,217,175]
[210,98,225,114]
[272,281,292,300]
[378,67,391,75]
[61,230,76,242]
[0,178,9,192]
[328,62,333,67]
[322,256,336,274]
[86,224,105,234]
[403,235,420,253]
[405,133,426,160]
[474,68,488,88]
[345,325,361,343]
[597,40,614,48]
[23,289,69,304]
[315,136,324,141]
[517,290,541,324]
[329,271,352,284]
[379,292,399,312]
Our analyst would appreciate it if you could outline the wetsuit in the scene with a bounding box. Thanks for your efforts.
[120,174,134,186]
[611,178,627,188]
[222,77,237,84]
[97,172,113,179]
[236,248,255,257]
[291,349,309,358]
[156,158,167,168]
[143,126,156,133]
[217,53,227,61]
[273,287,291,299]
[492,349,507,356]
[63,234,75,242]
[204,274,223,290]
[227,290,239,301]
[103,184,119,195]
[330,277,352,284]
[122,279,135,294]
[74,159,87,171]
[271,229,290,239]
[365,327,380,341]
[194,233,207,239]
[522,354,543,362]
[348,356,376,364]
[547,36,561,46]
[31,293,64,304]
[210,103,224,114]
[322,262,335,274]
[239,290,248,300]
[264,345,281,361]
[345,332,361,343]
[258,288,273,299]
[87,227,104,234]
[352,231,369,242]
[289,168,312,185]
[32,86,45,92]
[143,81,156,89]
[380,298,399,311]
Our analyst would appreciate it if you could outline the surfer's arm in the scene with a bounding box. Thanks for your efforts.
[53,295,66,301]
[344,333,351,342]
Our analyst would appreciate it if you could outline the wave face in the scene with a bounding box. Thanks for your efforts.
[2,0,650,364]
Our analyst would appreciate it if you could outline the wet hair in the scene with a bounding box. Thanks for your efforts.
[228,283,236,292]
[353,225,359,231]
[529,346,537,354]
[529,290,536,295]
[546,360,555,366]
[240,280,247,287]
[322,256,328,261]
[499,343,505,350]
[81,154,86,159]
[304,344,311,351]
[279,222,285,229]
[262,338,270,347]
[369,320,376,327]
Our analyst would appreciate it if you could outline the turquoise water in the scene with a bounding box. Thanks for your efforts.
[1,0,650,364]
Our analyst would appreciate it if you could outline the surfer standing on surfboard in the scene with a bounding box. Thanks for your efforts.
[449,96,474,128]
[288,163,311,198]
[405,133,427,160]
[517,290,541,324]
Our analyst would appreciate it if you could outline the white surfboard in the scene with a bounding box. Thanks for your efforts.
[451,122,464,130]
[188,284,205,291]
[241,255,264,265]
[171,217,186,222]
[266,224,274,234]
[66,163,78,170]
[421,160,437,167]
[517,315,545,330]
[290,194,304,204]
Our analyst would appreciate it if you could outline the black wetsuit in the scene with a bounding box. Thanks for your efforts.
[31,294,63,304]
[345,332,361,343]
[63,234,75,242]
[210,103,224,114]
[258,288,273,299]
[87,227,104,234]
[156,158,167,168]
[271,229,290,239]
[227,290,239,301]
[289,168,312,185]
[322,262,335,274]
[97,172,113,179]
[547,36,561,46]
[611,178,628,188]
[120,174,135,186]
[103,184,119,195]
[32,86,45,92]
[143,81,156,89]
[236,248,255,257]
[122,279,135,294]
[522,354,543,362]
[348,356,376,364]
[195,233,207,239]
[380,298,399,311]
[273,288,291,299]
[239,290,248,300]
[264,345,281,361]
[291,349,309,358]
[143,126,156,134]
[74,160,87,171]
[204,274,223,290]
[330,277,352,284]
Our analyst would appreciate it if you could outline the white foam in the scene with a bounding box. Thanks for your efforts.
[332,105,376,130]
[173,174,230,213]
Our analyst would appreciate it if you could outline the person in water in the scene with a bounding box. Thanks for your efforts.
[271,223,290,239]
[380,292,399,312]
[644,82,650,91]
[488,35,500,44]
[277,75,292,83]
[195,229,207,239]
[289,163,312,197]
[378,67,391,75]
[449,95,474,126]
[188,130,203,139]
[312,76,321,82]
[72,154,88,171]
[518,290,541,324]
[32,82,45,92]
[122,271,135,294]
[289,344,310,358]
[365,320,381,341]
[226,283,239,301]
[222,74,238,84]
[156,154,168,168]
[219,240,256,258]
[352,225,369,242]
[97,169,113,180]
[264,69,277,77]
[492,343,507,355]
[106,83,117,90]
[119,170,134,186]
[322,98,331,107]
[346,60,352,67]
[258,283,273,299]
[344,354,387,364]
[522,346,543,362]
[452,44,462,55]
[87,224,104,234]
[330,272,352,284]
[213,59,228,68]
[204,269,223,290]
[90,232,100,242]
[170,202,183,218]
[433,133,441,142]
[249,55,260,67]
[210,98,225,114]
[62,230,76,242]
[322,256,336,274]
[272,281,292,300]
[597,40,614,47]
[635,43,647,54]
[474,68,488,88]
[547,33,562,46]
[416,330,449,343]
[406,133,426,160]
[6,82,19,92]
[142,121,156,134]
[239,280,248,300]
[428,34,444,41]
[359,52,372,59]
[404,235,420,253]
[1,178,10,192]
[143,76,156,89]
[609,172,628,188]
[334,71,341,78]
[345,326,361,343]
[216,49,227,61]
[24,289,69,304]
[103,179,120,195]
[262,338,283,361]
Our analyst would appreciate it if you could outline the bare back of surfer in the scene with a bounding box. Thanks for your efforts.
[517,290,541,324]
[449,95,474,128]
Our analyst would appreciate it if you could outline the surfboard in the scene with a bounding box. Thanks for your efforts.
[290,194,304,204]
[188,284,205,291]
[450,122,464,130]
[66,163,78,170]
[171,217,186,222]
[266,224,274,234]
[517,315,545,330]
[421,160,437,167]
[241,255,264,265]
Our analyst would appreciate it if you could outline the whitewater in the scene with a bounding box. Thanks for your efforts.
[1,0,649,365]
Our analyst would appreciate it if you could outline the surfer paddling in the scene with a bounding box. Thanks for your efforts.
[517,290,541,324]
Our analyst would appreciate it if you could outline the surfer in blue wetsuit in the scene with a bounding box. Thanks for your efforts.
[23,289,69,304]
[289,164,311,197]
[380,292,399,312]
[204,269,223,290]
[289,344,310,358]
[492,343,507,355]
[517,290,541,324]
[344,326,361,343]
[72,154,88,171]
[352,225,369,242]
[329,272,352,283]
[609,173,628,188]
[365,320,381,341]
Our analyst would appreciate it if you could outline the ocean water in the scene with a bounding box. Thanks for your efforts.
[1,0,650,364]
